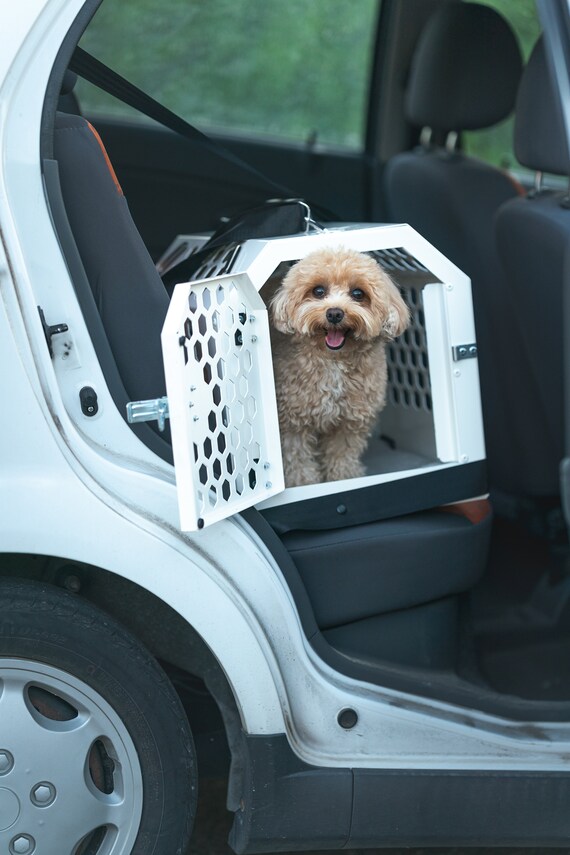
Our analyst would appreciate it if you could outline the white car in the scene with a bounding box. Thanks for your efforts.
[2,0,570,853]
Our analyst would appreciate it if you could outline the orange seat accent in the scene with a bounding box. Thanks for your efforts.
[440,498,492,525]
[502,169,526,197]
[87,121,123,196]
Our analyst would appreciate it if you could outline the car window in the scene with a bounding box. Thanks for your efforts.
[462,0,541,172]
[77,0,380,151]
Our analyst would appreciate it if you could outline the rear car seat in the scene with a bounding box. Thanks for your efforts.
[281,502,491,668]
[495,38,570,509]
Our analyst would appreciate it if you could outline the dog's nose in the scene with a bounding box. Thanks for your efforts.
[326,307,344,325]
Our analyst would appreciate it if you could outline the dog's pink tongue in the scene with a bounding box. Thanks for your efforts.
[326,329,345,349]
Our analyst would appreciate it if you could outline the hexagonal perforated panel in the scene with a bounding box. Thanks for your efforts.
[387,284,432,413]
[371,248,433,414]
[162,273,284,530]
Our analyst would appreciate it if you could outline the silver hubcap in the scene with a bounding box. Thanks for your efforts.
[0,658,143,854]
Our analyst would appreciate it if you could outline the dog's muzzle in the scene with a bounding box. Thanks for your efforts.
[325,308,347,349]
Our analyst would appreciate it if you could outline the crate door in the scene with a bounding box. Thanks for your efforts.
[162,272,285,530]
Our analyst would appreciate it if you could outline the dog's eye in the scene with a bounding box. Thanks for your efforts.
[312,286,326,298]
[351,288,365,301]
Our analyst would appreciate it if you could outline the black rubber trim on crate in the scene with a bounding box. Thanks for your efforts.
[229,733,570,853]
[261,460,487,533]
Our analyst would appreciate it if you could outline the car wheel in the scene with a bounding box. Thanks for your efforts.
[0,578,197,855]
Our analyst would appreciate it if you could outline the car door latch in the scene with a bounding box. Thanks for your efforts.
[38,306,69,358]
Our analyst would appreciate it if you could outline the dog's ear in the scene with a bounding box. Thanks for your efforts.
[382,283,410,339]
[270,286,293,334]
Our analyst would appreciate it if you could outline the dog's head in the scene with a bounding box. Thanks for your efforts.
[269,247,409,351]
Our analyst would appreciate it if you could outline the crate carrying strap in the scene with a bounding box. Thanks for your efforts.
[162,198,319,284]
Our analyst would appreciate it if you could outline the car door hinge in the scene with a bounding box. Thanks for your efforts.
[126,396,170,431]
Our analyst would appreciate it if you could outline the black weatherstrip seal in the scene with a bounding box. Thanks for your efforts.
[261,460,487,533]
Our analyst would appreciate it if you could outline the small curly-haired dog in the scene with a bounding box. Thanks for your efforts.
[269,247,409,487]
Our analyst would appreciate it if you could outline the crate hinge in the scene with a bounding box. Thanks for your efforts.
[452,343,477,361]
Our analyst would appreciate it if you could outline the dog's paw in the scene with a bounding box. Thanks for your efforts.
[323,460,366,483]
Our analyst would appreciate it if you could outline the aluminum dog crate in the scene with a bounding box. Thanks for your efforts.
[160,224,486,531]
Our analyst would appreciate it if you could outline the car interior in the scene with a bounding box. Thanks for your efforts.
[41,0,570,725]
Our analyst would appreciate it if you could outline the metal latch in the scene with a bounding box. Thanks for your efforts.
[452,343,478,361]
[126,397,170,432]
[38,306,69,358]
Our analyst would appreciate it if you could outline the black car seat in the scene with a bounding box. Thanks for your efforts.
[383,2,525,505]
[51,108,492,672]
[53,111,172,460]
[495,37,570,515]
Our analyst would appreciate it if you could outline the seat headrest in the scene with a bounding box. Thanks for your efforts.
[61,70,77,95]
[405,2,522,133]
[514,37,569,176]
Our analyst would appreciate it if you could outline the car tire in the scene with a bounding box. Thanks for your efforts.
[0,577,198,855]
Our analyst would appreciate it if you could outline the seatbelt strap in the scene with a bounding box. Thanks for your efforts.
[69,46,296,198]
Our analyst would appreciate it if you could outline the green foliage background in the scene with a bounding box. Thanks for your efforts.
[79,0,378,148]
[79,0,541,167]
